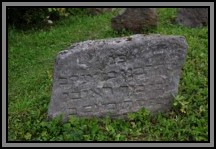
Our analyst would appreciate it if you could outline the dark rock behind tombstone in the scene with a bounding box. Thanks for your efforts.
[111,8,158,33]
[87,8,113,15]
[48,34,187,121]
[176,8,208,28]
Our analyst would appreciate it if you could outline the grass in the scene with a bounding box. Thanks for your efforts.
[8,8,208,141]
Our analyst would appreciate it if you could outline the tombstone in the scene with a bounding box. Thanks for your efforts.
[176,8,208,28]
[111,8,158,33]
[48,34,187,121]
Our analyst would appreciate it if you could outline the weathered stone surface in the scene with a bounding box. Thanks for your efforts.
[176,8,208,28]
[111,8,158,33]
[87,8,113,15]
[48,34,187,121]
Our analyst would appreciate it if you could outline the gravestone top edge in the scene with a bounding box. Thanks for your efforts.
[57,34,187,60]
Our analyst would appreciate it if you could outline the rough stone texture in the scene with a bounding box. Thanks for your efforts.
[176,8,208,28]
[87,8,113,15]
[48,34,187,121]
[111,8,158,33]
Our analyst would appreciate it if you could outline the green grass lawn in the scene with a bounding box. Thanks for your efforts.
[8,8,208,141]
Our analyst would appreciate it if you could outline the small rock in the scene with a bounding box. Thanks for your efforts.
[176,8,208,28]
[111,8,158,33]
[47,20,53,24]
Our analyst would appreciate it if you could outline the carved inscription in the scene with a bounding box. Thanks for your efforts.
[135,85,145,92]
[106,103,116,109]
[102,87,113,95]
[59,77,68,85]
[83,105,94,112]
[133,67,144,75]
[119,86,129,92]
[68,108,77,115]
[70,75,78,81]
[58,65,170,85]
[69,92,80,99]
[116,55,126,63]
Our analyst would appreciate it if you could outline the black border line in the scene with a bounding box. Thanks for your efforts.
[2,1,216,3]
